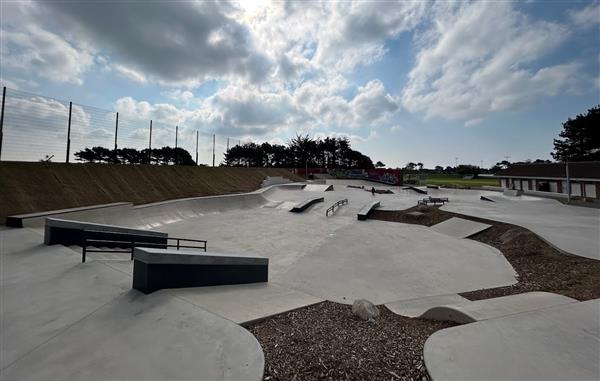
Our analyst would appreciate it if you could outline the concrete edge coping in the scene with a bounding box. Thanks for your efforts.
[6,202,132,227]
[46,217,167,237]
[134,248,268,266]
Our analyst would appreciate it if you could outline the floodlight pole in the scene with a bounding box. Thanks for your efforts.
[148,120,152,164]
[0,86,6,160]
[212,134,215,167]
[114,112,119,151]
[566,160,571,204]
[195,130,199,165]
[66,102,72,163]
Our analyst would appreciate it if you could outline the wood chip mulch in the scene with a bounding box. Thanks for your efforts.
[370,206,600,301]
[246,301,454,381]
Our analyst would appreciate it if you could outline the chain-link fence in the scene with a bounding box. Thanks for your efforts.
[0,87,246,166]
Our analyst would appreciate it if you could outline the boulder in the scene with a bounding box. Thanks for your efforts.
[352,299,380,322]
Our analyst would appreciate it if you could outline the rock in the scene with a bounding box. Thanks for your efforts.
[352,299,380,322]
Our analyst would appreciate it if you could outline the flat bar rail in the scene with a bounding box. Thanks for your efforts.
[81,229,207,263]
[326,199,348,216]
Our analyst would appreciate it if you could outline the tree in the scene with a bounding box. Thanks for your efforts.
[417,162,424,171]
[552,105,600,161]
[404,162,416,171]
[375,161,386,168]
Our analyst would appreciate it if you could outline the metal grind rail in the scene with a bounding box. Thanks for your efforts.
[81,229,207,263]
[326,199,348,216]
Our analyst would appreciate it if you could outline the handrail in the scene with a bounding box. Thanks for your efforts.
[326,199,348,216]
[81,230,207,263]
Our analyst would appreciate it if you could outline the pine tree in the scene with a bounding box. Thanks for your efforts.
[552,106,600,161]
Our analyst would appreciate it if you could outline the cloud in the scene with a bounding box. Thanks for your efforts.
[34,1,273,86]
[568,2,600,27]
[402,1,573,124]
[1,26,93,85]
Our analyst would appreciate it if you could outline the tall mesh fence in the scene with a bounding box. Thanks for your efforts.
[0,87,248,165]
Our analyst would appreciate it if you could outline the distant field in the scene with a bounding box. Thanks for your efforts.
[425,174,499,187]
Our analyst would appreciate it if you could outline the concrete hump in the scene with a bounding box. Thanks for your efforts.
[419,292,577,324]
[430,217,491,239]
[385,294,469,318]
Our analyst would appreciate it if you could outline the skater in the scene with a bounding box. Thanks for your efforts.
[371,186,375,195]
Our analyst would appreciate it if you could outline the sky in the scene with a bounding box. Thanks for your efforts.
[1,0,599,167]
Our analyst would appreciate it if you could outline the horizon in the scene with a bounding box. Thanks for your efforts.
[1,0,598,168]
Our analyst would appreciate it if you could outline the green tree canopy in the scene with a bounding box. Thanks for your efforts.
[552,105,600,161]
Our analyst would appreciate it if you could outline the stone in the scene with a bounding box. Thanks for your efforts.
[352,299,380,322]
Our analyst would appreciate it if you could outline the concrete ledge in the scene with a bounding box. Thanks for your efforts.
[44,217,167,246]
[6,202,132,228]
[357,201,380,220]
[133,248,269,294]
[503,189,523,197]
[290,197,324,212]
[403,186,428,194]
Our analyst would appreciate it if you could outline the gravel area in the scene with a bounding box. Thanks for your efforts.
[370,206,600,301]
[247,301,454,381]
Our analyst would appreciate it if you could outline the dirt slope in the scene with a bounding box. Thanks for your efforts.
[0,162,302,223]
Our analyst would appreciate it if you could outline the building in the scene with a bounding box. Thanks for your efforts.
[496,161,600,199]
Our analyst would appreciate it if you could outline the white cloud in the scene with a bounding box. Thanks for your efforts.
[402,1,573,124]
[568,2,600,27]
[34,1,273,86]
[1,26,93,85]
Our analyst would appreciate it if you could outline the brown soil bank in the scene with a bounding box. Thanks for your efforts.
[0,162,302,223]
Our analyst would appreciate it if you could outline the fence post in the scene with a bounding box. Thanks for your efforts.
[195,130,199,165]
[66,101,72,163]
[175,125,178,165]
[212,134,215,167]
[148,120,152,164]
[0,87,6,161]
[114,112,119,151]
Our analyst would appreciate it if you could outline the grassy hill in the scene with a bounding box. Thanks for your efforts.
[0,162,302,223]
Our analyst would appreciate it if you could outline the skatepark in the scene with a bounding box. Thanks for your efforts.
[1,178,599,380]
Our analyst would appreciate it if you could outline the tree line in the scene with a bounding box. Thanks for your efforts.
[224,135,374,168]
[74,146,197,165]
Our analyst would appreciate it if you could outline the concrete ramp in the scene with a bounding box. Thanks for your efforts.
[290,197,324,212]
[424,298,600,381]
[419,292,576,324]
[261,176,291,187]
[430,217,491,238]
[480,195,495,202]
[303,184,334,192]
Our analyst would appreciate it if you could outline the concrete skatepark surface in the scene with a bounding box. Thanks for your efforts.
[3,179,599,380]
[441,193,600,260]
[0,228,264,380]
[424,299,600,381]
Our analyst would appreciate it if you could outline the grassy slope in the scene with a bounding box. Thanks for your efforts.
[0,162,302,223]
[425,174,499,187]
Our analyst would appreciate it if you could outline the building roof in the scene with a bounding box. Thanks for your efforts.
[496,161,600,180]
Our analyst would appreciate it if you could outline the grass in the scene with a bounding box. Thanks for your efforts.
[424,174,499,187]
